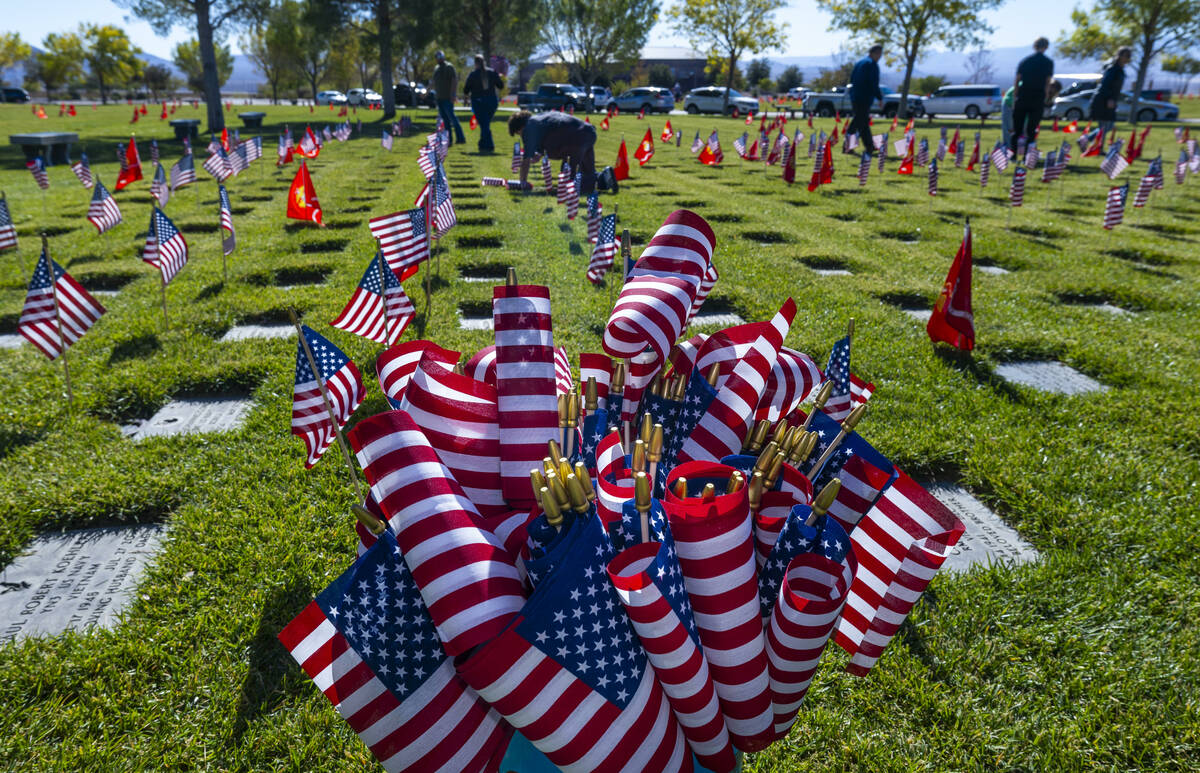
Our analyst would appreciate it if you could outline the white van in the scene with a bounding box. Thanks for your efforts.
[921,84,1002,119]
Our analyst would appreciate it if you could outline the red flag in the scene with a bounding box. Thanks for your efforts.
[115,137,143,190]
[139,103,148,115]
[782,140,796,184]
[903,117,914,134]
[297,126,321,158]
[634,127,655,166]
[1051,117,1059,132]
[1063,120,1078,133]
[638,107,645,120]
[469,114,478,130]
[947,127,960,154]
[1135,125,1151,158]
[807,115,813,128]
[1124,129,1138,163]
[829,124,839,145]
[661,120,673,142]
[1083,130,1104,157]
[68,104,76,116]
[927,222,974,350]
[808,140,834,191]
[698,142,716,165]
[130,108,139,123]
[745,111,752,125]
[287,161,323,225]
[601,115,610,130]
[159,103,167,119]
[897,139,915,174]
[966,139,979,171]
[889,116,898,132]
[220,127,230,152]
[614,139,630,180]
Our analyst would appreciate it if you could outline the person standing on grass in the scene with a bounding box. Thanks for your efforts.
[849,45,883,154]
[1009,37,1054,155]
[432,51,466,146]
[1001,85,1016,148]
[464,54,504,154]
[1091,47,1132,147]
[508,109,617,195]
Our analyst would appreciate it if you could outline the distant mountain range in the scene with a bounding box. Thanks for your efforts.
[1,49,263,95]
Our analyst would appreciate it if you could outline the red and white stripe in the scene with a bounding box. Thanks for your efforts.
[1133,173,1154,208]
[87,185,122,234]
[493,284,559,508]
[834,470,964,675]
[578,353,613,411]
[553,346,573,395]
[663,461,773,752]
[824,454,893,533]
[18,260,106,360]
[465,345,498,386]
[370,209,431,276]
[595,429,634,526]
[686,263,719,325]
[540,155,554,192]
[72,161,94,188]
[348,411,525,656]
[609,541,737,773]
[279,602,509,773]
[399,353,507,517]
[766,551,856,738]
[376,341,459,408]
[755,347,821,422]
[291,360,364,469]
[1009,166,1026,206]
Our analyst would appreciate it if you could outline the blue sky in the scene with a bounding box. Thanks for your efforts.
[5,0,1080,60]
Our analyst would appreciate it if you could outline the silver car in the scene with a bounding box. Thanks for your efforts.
[611,87,674,113]
[684,87,758,115]
[1050,90,1179,122]
[315,90,348,105]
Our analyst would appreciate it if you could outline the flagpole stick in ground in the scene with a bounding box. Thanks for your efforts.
[375,238,389,341]
[6,194,26,285]
[217,181,229,284]
[43,234,74,406]
[288,307,365,502]
[807,403,867,478]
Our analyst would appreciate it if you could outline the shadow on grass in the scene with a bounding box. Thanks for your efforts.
[108,333,161,365]
[195,282,224,301]
[932,345,1025,404]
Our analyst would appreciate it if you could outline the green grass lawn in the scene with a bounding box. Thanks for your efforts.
[1,103,1198,771]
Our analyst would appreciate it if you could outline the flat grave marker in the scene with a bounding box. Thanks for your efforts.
[458,313,493,331]
[812,268,853,276]
[0,525,165,643]
[923,483,1040,573]
[220,325,294,342]
[994,361,1108,395]
[691,313,746,327]
[122,396,254,440]
[0,334,23,349]
[978,265,1010,275]
[903,308,932,322]
[1089,303,1133,317]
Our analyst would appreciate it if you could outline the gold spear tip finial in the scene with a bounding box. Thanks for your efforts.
[790,430,819,465]
[531,469,546,504]
[566,473,589,513]
[648,424,664,462]
[672,476,688,498]
[542,486,564,526]
[842,403,867,432]
[351,504,386,535]
[765,453,786,489]
[635,471,651,511]
[547,439,563,463]
[706,362,721,387]
[557,394,568,427]
[566,392,579,428]
[747,419,771,454]
[556,456,573,482]
[547,474,570,509]
[701,482,716,502]
[753,440,779,474]
[812,478,842,516]
[584,377,599,411]
[632,438,646,473]
[573,461,596,501]
[638,413,653,445]
[771,419,789,447]
[813,380,834,408]
[727,471,745,494]
[611,362,626,391]
[747,471,764,511]
[505,266,517,286]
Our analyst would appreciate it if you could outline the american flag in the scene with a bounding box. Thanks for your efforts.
[587,193,603,244]
[219,184,235,256]
[150,139,159,165]
[877,134,887,172]
[609,537,737,772]
[493,283,559,507]
[1177,149,1189,184]
[0,195,16,252]
[417,144,436,179]
[170,153,196,190]
[292,324,364,468]
[915,138,929,167]
[1024,143,1040,169]
[1103,183,1128,230]
[989,141,1009,172]
[27,157,49,189]
[757,346,822,422]
[1149,154,1164,189]
[1101,141,1128,178]
[71,153,94,188]
[381,130,392,151]
[1040,150,1058,182]
[928,158,938,196]
[979,153,991,188]
[203,148,233,181]
[331,251,415,345]
[335,122,351,142]
[691,130,703,153]
[277,134,290,164]
[86,180,122,234]
[182,135,192,156]
[822,335,855,421]
[142,207,189,284]
[240,137,263,163]
[322,125,333,142]
[457,512,691,771]
[227,143,249,175]
[954,137,964,168]
[935,136,946,161]
[150,162,170,207]
[857,151,870,186]
[511,141,522,174]
[834,470,964,675]
[278,527,511,773]
[375,340,459,408]
[464,345,497,387]
[1010,166,1026,207]
[540,154,554,192]
[299,126,320,157]
[578,352,613,411]
[18,247,106,360]
[1133,169,1154,208]
[734,132,748,158]
[553,345,573,395]
[587,213,619,284]
[417,164,456,237]
[348,409,524,651]
[369,208,430,277]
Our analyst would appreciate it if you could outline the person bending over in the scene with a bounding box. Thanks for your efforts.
[508,110,616,194]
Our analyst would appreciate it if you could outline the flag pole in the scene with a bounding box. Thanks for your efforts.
[218,180,228,284]
[288,307,365,502]
[375,239,390,344]
[5,192,26,285]
[43,234,74,405]
[160,273,169,329]
[620,228,632,449]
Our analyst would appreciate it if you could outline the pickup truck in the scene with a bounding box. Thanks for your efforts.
[516,83,593,112]
[802,86,924,118]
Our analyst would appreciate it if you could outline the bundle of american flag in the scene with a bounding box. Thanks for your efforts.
[280,208,966,773]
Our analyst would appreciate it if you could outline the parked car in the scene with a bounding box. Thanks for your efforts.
[786,86,810,101]
[921,84,1001,119]
[683,87,758,115]
[346,88,383,106]
[590,86,614,110]
[1049,90,1179,122]
[802,86,924,118]
[1055,73,1102,97]
[315,90,348,105]
[393,82,436,108]
[610,86,674,113]
[2,87,30,103]
[515,83,592,112]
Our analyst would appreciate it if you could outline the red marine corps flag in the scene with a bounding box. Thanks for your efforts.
[661,120,674,142]
[287,161,323,226]
[115,136,143,190]
[614,139,631,180]
[634,127,655,166]
[926,220,974,350]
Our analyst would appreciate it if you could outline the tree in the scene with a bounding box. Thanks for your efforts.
[294,3,338,99]
[815,0,1003,118]
[241,0,302,104]
[1162,52,1200,94]
[0,32,32,86]
[542,0,660,89]
[777,64,803,91]
[912,73,948,93]
[29,33,85,99]
[115,0,270,132]
[809,61,854,91]
[143,63,176,98]
[174,38,233,93]
[527,63,570,89]
[965,47,994,82]
[352,24,380,89]
[648,63,674,87]
[439,0,543,66]
[744,57,772,85]
[670,0,788,110]
[1058,0,1200,122]
[81,24,144,104]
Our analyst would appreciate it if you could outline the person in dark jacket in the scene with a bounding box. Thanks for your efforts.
[464,54,504,153]
[849,45,884,152]
[431,51,465,145]
[1091,47,1132,146]
[509,110,616,194]
[1009,37,1054,154]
